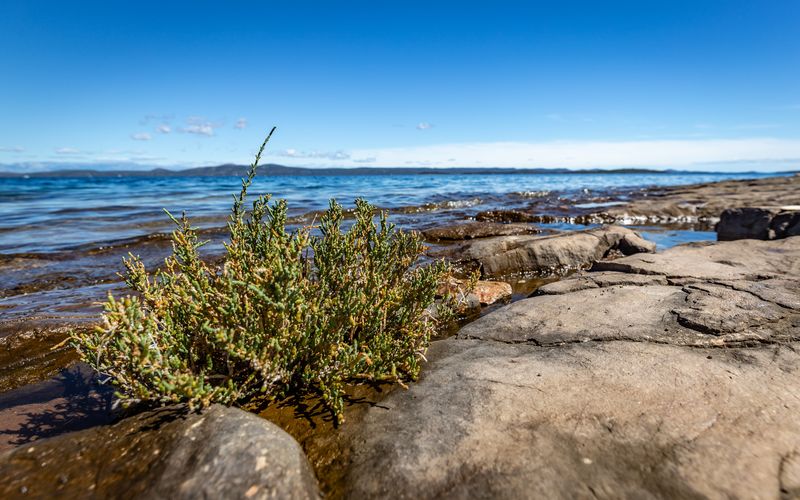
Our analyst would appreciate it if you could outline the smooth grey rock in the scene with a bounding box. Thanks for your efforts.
[0,404,320,499]
[592,237,800,280]
[337,236,800,499]
[431,226,655,277]
[342,338,800,500]
[535,272,667,295]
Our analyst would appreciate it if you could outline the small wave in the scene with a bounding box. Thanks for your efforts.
[393,197,483,214]
[510,190,551,199]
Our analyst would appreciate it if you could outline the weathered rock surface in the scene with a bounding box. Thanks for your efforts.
[422,222,540,241]
[0,404,320,499]
[592,237,800,280]
[430,225,655,277]
[343,338,800,499]
[600,174,800,225]
[332,235,800,499]
[717,207,800,241]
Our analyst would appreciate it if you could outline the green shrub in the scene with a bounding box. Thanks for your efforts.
[71,128,450,422]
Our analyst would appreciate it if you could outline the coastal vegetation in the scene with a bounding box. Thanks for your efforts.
[70,128,452,421]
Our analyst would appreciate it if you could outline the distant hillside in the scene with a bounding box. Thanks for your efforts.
[0,163,736,179]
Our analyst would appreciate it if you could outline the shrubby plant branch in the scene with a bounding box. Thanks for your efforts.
[70,129,453,422]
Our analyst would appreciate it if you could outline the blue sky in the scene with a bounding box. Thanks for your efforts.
[2,1,800,172]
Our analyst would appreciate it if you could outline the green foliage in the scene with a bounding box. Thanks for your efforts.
[71,128,450,421]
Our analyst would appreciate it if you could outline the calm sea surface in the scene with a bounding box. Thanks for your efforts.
[0,172,780,254]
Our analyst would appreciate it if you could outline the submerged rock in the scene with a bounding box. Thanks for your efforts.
[472,280,513,305]
[0,404,320,499]
[431,225,655,277]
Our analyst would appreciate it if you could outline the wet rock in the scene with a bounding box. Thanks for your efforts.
[0,404,320,499]
[421,222,539,242]
[474,210,541,223]
[0,284,117,392]
[472,281,512,305]
[717,207,800,241]
[431,226,655,277]
[0,364,115,453]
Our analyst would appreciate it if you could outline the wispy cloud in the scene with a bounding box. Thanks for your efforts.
[234,118,247,130]
[416,122,433,130]
[55,147,81,155]
[181,117,219,137]
[346,137,800,171]
[0,146,24,153]
[157,124,171,134]
[280,148,351,160]
[352,157,376,163]
[131,132,152,141]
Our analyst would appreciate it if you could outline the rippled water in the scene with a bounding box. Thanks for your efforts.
[0,171,779,254]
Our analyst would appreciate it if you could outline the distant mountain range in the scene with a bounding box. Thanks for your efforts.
[0,163,780,179]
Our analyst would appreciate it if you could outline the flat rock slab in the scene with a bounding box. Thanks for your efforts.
[342,338,800,499]
[333,235,800,499]
[431,225,655,277]
[593,237,800,281]
[0,404,320,499]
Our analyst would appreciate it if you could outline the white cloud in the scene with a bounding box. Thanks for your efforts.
[157,124,171,134]
[280,149,351,160]
[131,132,152,141]
[0,146,24,153]
[345,137,800,171]
[234,118,247,129]
[183,124,215,136]
[182,117,219,137]
[416,122,433,130]
[55,147,80,155]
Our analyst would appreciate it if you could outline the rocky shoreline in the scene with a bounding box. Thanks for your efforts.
[0,174,799,498]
